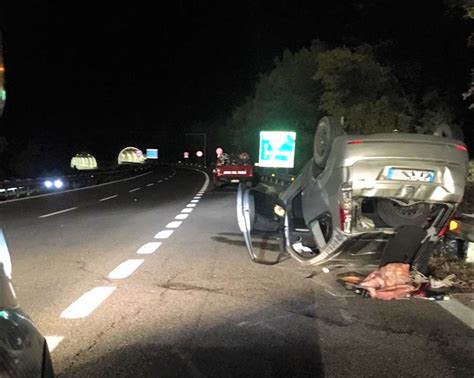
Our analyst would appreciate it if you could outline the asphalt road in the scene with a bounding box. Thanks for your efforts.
[1,165,473,377]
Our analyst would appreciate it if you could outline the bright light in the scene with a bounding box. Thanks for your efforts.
[196,150,203,157]
[54,179,64,189]
[44,180,53,188]
[449,220,459,231]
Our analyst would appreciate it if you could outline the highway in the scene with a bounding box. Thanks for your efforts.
[0,165,472,377]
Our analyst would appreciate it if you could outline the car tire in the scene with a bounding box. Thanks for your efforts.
[377,199,431,228]
[433,124,464,142]
[313,116,345,168]
[42,341,54,378]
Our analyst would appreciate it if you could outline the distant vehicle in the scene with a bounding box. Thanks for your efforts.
[213,152,254,188]
[237,117,469,268]
[0,228,54,377]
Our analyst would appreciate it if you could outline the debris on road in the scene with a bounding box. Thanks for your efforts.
[428,256,474,293]
[337,264,456,301]
[336,225,462,300]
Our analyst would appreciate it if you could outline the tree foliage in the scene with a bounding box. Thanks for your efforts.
[225,40,464,167]
[314,47,413,134]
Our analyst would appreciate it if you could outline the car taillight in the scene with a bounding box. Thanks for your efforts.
[216,168,223,177]
[339,182,353,233]
[438,224,448,237]
[455,144,467,152]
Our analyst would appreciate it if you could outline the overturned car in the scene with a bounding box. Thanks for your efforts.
[237,117,469,269]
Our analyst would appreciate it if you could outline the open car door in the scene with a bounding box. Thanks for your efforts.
[236,184,287,264]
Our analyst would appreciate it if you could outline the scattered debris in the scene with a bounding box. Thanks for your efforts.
[428,256,474,293]
[337,264,455,301]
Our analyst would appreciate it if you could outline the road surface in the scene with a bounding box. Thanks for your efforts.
[0,165,472,377]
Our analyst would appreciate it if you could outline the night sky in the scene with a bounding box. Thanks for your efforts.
[1,1,472,173]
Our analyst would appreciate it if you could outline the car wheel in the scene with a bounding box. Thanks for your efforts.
[377,199,431,228]
[433,124,464,142]
[42,341,54,378]
[313,116,345,168]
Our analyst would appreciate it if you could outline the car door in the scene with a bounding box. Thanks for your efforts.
[236,184,286,264]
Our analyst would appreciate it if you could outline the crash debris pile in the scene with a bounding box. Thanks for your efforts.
[338,264,456,301]
[337,225,459,301]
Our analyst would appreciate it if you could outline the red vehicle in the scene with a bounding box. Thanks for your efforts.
[213,152,254,188]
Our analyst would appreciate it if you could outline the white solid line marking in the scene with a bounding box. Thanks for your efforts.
[175,214,189,220]
[146,183,154,187]
[99,195,118,202]
[108,259,144,280]
[61,287,116,319]
[190,199,199,203]
[137,242,162,255]
[166,221,182,228]
[181,208,193,213]
[438,299,474,329]
[155,230,174,239]
[45,336,64,352]
[187,204,197,208]
[38,207,78,218]
[129,188,141,192]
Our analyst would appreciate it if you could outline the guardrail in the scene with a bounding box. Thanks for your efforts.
[258,171,295,187]
[0,165,153,201]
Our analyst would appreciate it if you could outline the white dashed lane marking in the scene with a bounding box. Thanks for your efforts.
[155,230,174,239]
[38,207,78,218]
[146,183,154,187]
[51,168,209,351]
[166,221,182,229]
[108,259,144,280]
[60,287,116,319]
[99,195,118,202]
[137,242,162,255]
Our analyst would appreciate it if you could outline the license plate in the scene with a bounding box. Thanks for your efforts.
[231,179,240,183]
[388,168,435,182]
